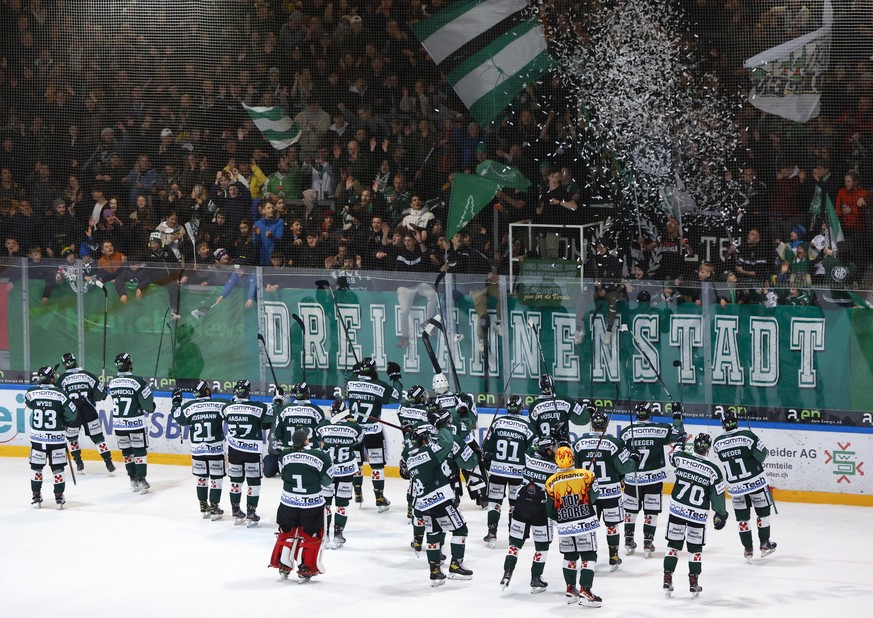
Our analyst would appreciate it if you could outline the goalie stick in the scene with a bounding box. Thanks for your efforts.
[431,272,461,392]
[292,313,306,382]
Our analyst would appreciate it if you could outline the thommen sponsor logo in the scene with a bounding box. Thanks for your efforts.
[347,381,386,396]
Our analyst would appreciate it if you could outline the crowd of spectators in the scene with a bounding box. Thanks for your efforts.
[0,0,871,311]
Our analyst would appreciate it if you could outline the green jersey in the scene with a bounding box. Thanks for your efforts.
[315,419,364,478]
[619,419,684,487]
[24,384,78,445]
[482,414,534,481]
[405,427,455,512]
[521,447,559,488]
[59,368,108,406]
[173,397,226,457]
[527,395,591,440]
[397,403,429,449]
[573,431,637,501]
[222,398,274,455]
[712,428,768,497]
[108,372,155,432]
[668,451,727,523]
[278,447,332,508]
[274,400,325,447]
[346,377,400,422]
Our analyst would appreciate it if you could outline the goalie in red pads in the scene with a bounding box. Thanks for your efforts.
[269,429,332,582]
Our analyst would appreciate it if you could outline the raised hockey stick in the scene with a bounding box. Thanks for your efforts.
[480,361,522,446]
[528,319,567,442]
[191,299,219,319]
[619,323,677,404]
[292,313,307,382]
[93,279,109,383]
[431,272,461,392]
[153,307,172,388]
[257,333,280,390]
[316,279,361,366]
[420,329,443,374]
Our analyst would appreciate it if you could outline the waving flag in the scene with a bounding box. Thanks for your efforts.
[446,173,501,241]
[241,102,301,150]
[411,0,555,125]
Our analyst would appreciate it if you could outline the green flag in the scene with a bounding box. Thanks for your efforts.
[241,102,301,150]
[447,173,501,241]
[476,159,531,190]
[824,193,845,248]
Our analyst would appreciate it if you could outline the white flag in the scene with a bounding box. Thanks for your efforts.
[743,1,833,123]
[241,103,301,150]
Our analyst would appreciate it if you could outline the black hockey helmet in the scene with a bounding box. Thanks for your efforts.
[634,402,653,421]
[61,352,77,370]
[591,408,609,431]
[293,381,311,400]
[114,352,132,372]
[355,357,377,378]
[36,365,56,385]
[425,396,439,415]
[539,373,554,396]
[693,432,712,455]
[506,395,524,414]
[721,408,739,431]
[408,384,427,405]
[331,398,347,416]
[537,436,557,459]
[412,425,431,447]
[192,380,211,398]
[233,379,251,399]
[291,428,309,449]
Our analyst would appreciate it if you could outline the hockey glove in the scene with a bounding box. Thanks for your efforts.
[672,402,683,419]
[713,512,729,530]
[628,449,642,466]
[273,394,285,407]
[387,361,402,381]
[171,389,183,407]
[275,385,284,396]
[399,459,410,480]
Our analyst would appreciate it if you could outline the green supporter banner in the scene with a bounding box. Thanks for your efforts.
[6,277,873,426]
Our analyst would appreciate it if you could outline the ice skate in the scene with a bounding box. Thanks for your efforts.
[278,568,291,581]
[578,586,602,608]
[744,547,754,563]
[104,458,116,474]
[663,571,674,597]
[246,506,261,528]
[410,537,423,556]
[138,478,150,495]
[297,564,317,583]
[625,534,637,555]
[31,492,42,508]
[354,486,363,506]
[55,493,66,510]
[74,456,85,473]
[643,535,655,558]
[209,503,224,521]
[429,561,446,587]
[499,567,513,590]
[760,540,777,558]
[565,585,581,604]
[608,546,622,571]
[130,477,141,492]
[232,506,246,525]
[333,526,346,548]
[199,500,210,519]
[483,525,497,549]
[530,574,548,594]
[689,573,702,598]
[375,494,391,513]
[448,558,473,580]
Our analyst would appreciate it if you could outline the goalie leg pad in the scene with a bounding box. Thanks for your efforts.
[271,530,300,570]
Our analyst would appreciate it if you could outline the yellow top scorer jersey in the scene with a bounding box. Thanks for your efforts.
[545,468,600,536]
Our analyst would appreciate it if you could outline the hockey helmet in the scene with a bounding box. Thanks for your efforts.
[233,379,251,399]
[432,373,449,394]
[35,365,56,385]
[693,433,712,455]
[293,381,311,400]
[408,384,427,405]
[721,408,739,431]
[554,445,575,470]
[506,395,524,414]
[61,352,77,370]
[355,357,377,378]
[114,352,132,372]
[192,380,211,398]
[634,401,653,421]
[291,428,309,448]
[590,408,609,431]
[412,425,432,447]
[539,374,554,396]
[331,398,347,416]
[537,436,557,459]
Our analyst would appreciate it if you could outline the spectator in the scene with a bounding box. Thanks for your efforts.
[728,228,769,286]
[393,229,437,348]
[295,99,331,158]
[835,170,869,263]
[43,198,80,258]
[123,155,158,212]
[95,240,130,303]
[253,201,285,265]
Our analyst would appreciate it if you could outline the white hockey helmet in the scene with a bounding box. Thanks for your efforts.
[432,373,449,394]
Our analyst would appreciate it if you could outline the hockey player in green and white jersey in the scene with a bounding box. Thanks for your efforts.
[315,399,364,548]
[221,379,275,527]
[712,409,777,562]
[269,429,333,582]
[527,374,592,442]
[482,395,534,548]
[172,380,227,520]
[346,357,401,511]
[499,436,558,594]
[108,353,156,494]
[274,382,325,447]
[663,433,729,597]
[574,408,640,570]
[619,401,685,557]
[58,352,115,473]
[398,384,429,528]
[25,365,79,508]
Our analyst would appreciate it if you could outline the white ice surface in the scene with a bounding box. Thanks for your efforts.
[1,457,872,618]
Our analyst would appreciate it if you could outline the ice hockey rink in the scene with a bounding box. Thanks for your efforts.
[1,457,871,618]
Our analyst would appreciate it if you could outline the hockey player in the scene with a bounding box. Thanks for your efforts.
[274,382,325,447]
[346,357,400,511]
[619,401,685,557]
[545,445,602,607]
[663,433,729,597]
[269,429,332,582]
[405,418,474,586]
[499,436,558,594]
[315,399,364,548]
[221,379,275,526]
[108,353,156,493]
[482,394,534,548]
[25,366,79,508]
[397,384,429,526]
[712,409,777,562]
[527,374,592,443]
[172,380,227,520]
[58,352,116,473]
[574,408,641,570]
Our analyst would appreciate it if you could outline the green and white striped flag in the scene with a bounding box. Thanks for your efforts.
[824,193,845,249]
[241,102,301,150]
[411,0,555,125]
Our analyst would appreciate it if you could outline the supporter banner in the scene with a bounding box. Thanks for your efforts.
[5,281,873,426]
